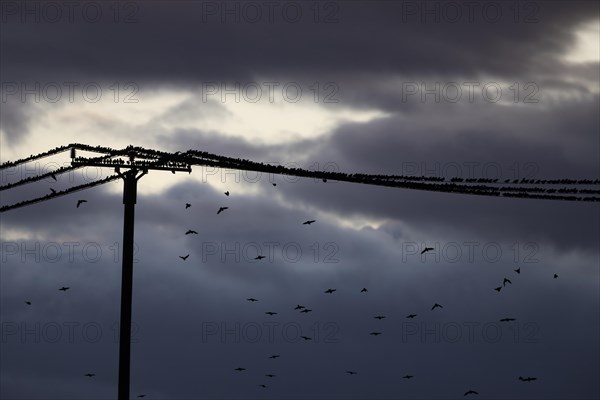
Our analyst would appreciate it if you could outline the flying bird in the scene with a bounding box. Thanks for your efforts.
[254,255,266,260]
[217,206,229,214]
[234,367,246,371]
[265,312,277,316]
[421,247,434,254]
[272,183,277,186]
[25,301,31,305]
[84,373,95,377]
[300,335,312,341]
[76,199,87,208]
[300,309,313,313]
[360,288,368,293]
[374,315,386,320]
[59,287,69,291]
[403,375,414,379]
[346,371,357,375]
[269,355,280,359]
[185,230,198,235]
[519,376,537,382]
[179,254,189,261]
[514,267,521,274]
[370,332,382,336]
[294,304,305,310]
[494,286,502,292]
[185,203,191,209]
[259,384,267,388]
[431,303,443,310]
[554,274,558,279]
[464,390,479,396]
[324,288,336,294]
[503,278,512,286]
[406,314,417,319]
[303,220,316,225]
[246,298,258,302]
[500,318,516,322]
[224,191,229,196]
[265,374,276,378]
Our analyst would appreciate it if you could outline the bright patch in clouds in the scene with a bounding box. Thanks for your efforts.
[564,19,600,63]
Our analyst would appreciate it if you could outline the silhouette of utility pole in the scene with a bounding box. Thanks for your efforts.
[71,147,191,400]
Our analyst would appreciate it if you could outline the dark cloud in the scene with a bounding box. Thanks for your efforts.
[1,1,599,399]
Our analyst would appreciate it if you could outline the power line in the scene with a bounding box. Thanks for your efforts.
[0,174,121,213]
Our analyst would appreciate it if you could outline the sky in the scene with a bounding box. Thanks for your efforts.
[0,1,599,399]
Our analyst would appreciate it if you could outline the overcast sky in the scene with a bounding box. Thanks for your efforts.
[1,1,599,399]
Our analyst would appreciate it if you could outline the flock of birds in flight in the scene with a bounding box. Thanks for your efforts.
[24,181,562,398]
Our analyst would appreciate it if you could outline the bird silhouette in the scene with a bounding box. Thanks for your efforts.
[406,314,417,319]
[265,374,276,378]
[346,371,357,375]
[500,318,516,322]
[76,200,87,208]
[185,203,191,209]
[84,373,95,377]
[464,390,478,396]
[179,255,189,261]
[421,247,434,254]
[403,375,414,379]
[185,230,198,235]
[360,288,368,293]
[294,304,305,310]
[554,274,558,279]
[494,286,502,292]
[272,183,277,186]
[519,376,537,382]
[300,335,312,341]
[303,220,316,225]
[374,315,386,320]
[247,298,258,302]
[300,309,313,313]
[217,207,229,214]
[234,367,246,371]
[324,288,336,294]
[503,278,512,286]
[269,355,280,359]
[265,312,277,316]
[25,301,31,305]
[50,188,57,194]
[59,287,69,291]
[370,332,382,336]
[431,303,443,310]
[254,255,266,260]
[259,384,267,388]
[224,191,229,196]
[514,267,521,274]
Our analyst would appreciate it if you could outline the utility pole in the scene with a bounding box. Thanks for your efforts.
[71,147,191,400]
[118,167,144,400]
